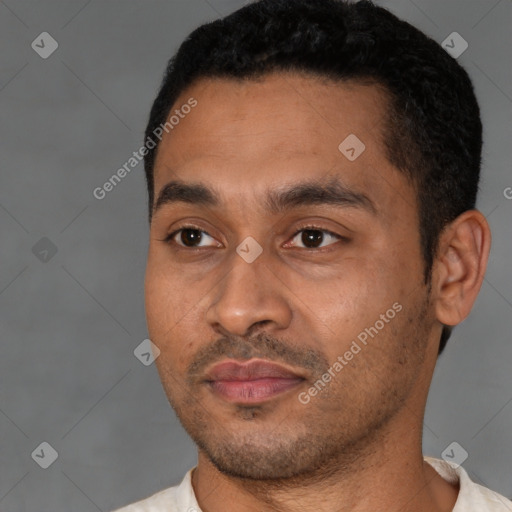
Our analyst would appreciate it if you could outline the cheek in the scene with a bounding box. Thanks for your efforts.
[289,257,410,357]
[145,267,173,333]
[145,262,208,368]
[145,256,199,325]
[290,257,386,321]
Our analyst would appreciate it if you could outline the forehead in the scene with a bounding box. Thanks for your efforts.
[152,72,413,220]
[155,72,388,170]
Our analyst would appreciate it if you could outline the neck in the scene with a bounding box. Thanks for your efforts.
[191,411,458,512]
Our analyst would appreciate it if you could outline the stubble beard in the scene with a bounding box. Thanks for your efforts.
[159,293,432,485]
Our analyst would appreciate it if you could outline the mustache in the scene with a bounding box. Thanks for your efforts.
[186,332,329,384]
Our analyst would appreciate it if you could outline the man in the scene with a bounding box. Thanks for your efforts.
[115,0,511,510]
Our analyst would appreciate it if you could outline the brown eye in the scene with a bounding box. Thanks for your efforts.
[179,229,203,247]
[301,229,324,248]
[167,228,220,248]
[289,228,341,249]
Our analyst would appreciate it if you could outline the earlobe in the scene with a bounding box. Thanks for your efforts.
[433,210,491,327]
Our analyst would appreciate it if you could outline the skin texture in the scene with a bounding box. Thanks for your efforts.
[144,72,490,512]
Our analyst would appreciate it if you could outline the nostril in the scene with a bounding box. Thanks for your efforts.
[247,320,272,335]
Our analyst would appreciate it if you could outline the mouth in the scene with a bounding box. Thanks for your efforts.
[204,359,306,404]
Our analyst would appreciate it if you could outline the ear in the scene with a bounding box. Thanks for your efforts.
[432,210,491,327]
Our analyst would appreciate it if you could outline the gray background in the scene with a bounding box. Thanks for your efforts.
[0,0,510,510]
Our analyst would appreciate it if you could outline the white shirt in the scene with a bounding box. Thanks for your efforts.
[112,457,512,511]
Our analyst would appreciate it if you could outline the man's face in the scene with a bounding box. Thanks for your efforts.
[145,73,438,480]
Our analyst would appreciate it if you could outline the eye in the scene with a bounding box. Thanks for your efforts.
[286,227,342,249]
[165,227,221,248]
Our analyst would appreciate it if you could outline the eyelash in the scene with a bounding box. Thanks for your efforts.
[161,224,345,250]
[162,224,213,245]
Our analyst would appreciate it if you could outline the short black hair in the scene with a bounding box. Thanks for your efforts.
[143,0,482,355]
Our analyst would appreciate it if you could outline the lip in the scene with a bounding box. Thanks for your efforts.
[204,359,305,404]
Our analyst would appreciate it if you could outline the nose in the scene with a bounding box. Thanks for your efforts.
[206,250,293,337]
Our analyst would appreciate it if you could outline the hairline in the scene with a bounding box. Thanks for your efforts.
[148,70,409,211]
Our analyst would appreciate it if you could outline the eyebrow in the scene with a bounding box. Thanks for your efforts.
[265,178,376,215]
[152,177,376,218]
[153,181,218,216]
